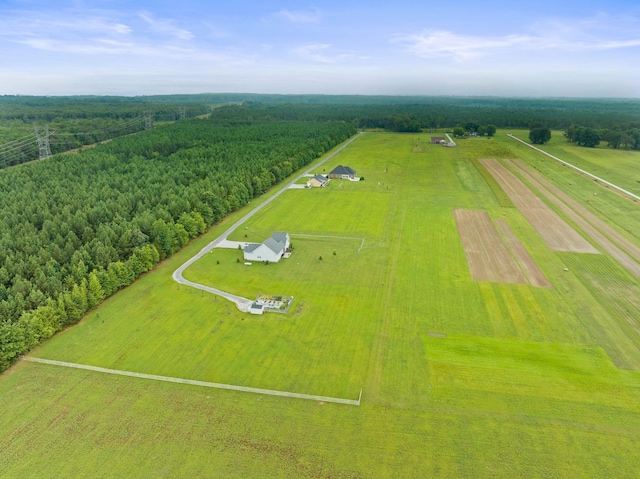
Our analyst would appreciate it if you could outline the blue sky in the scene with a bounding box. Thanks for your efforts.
[1,0,639,97]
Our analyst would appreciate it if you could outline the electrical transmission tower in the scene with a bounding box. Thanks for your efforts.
[178,107,186,120]
[144,113,153,130]
[34,125,52,160]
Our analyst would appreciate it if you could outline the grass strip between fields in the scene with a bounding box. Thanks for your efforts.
[22,357,362,406]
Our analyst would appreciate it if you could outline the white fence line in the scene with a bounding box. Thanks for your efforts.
[22,357,361,406]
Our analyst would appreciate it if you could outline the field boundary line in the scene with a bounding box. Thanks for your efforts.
[22,357,362,406]
[507,134,640,202]
[290,233,365,252]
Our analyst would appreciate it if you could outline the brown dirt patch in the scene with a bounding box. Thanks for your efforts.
[507,159,640,280]
[495,219,552,288]
[454,209,527,284]
[480,159,599,254]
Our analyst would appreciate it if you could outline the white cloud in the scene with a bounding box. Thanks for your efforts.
[393,30,534,61]
[274,8,323,24]
[395,13,640,61]
[138,12,193,41]
[292,43,335,63]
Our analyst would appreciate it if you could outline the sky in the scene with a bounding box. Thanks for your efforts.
[1,0,640,97]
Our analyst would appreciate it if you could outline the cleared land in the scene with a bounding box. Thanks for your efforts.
[454,209,527,284]
[495,218,552,288]
[2,132,640,477]
[506,158,640,280]
[481,158,599,253]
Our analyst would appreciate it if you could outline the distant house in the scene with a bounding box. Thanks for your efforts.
[243,232,291,263]
[306,174,329,188]
[328,165,356,179]
[430,137,446,144]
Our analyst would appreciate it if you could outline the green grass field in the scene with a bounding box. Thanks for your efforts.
[2,131,640,477]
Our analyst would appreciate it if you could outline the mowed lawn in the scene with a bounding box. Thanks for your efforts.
[2,132,640,477]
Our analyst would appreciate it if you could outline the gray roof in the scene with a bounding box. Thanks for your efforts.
[244,243,261,253]
[313,174,328,183]
[250,302,263,310]
[271,232,289,244]
[329,165,356,175]
[263,237,284,255]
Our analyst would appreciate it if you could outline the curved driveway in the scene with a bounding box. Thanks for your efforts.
[172,132,365,311]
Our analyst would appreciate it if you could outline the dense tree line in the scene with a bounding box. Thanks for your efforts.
[4,95,639,170]
[0,117,355,372]
[565,125,640,150]
[210,100,640,132]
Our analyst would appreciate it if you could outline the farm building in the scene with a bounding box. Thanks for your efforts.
[307,174,329,187]
[328,165,356,179]
[430,137,446,144]
[243,232,291,263]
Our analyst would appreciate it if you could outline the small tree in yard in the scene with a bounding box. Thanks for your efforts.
[453,126,466,138]
[319,256,323,261]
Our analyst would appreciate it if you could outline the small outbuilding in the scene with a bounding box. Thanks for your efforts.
[307,174,329,188]
[249,302,264,315]
[430,137,446,144]
[328,165,356,179]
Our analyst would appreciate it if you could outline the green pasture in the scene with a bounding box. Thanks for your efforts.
[3,131,640,477]
[508,129,640,197]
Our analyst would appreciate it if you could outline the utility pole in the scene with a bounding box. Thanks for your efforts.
[144,113,153,130]
[34,125,52,160]
[178,107,186,120]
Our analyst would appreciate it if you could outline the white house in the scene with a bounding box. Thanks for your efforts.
[243,232,291,263]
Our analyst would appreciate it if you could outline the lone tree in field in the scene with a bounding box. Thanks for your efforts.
[529,123,551,144]
[486,125,497,137]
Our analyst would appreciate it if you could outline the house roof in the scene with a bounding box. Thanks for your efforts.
[263,237,284,255]
[244,243,261,253]
[271,232,289,244]
[329,165,356,175]
[313,174,328,183]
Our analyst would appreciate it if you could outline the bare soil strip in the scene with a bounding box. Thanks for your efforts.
[495,219,552,288]
[506,159,640,281]
[480,159,599,254]
[454,209,527,284]
[23,357,362,406]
